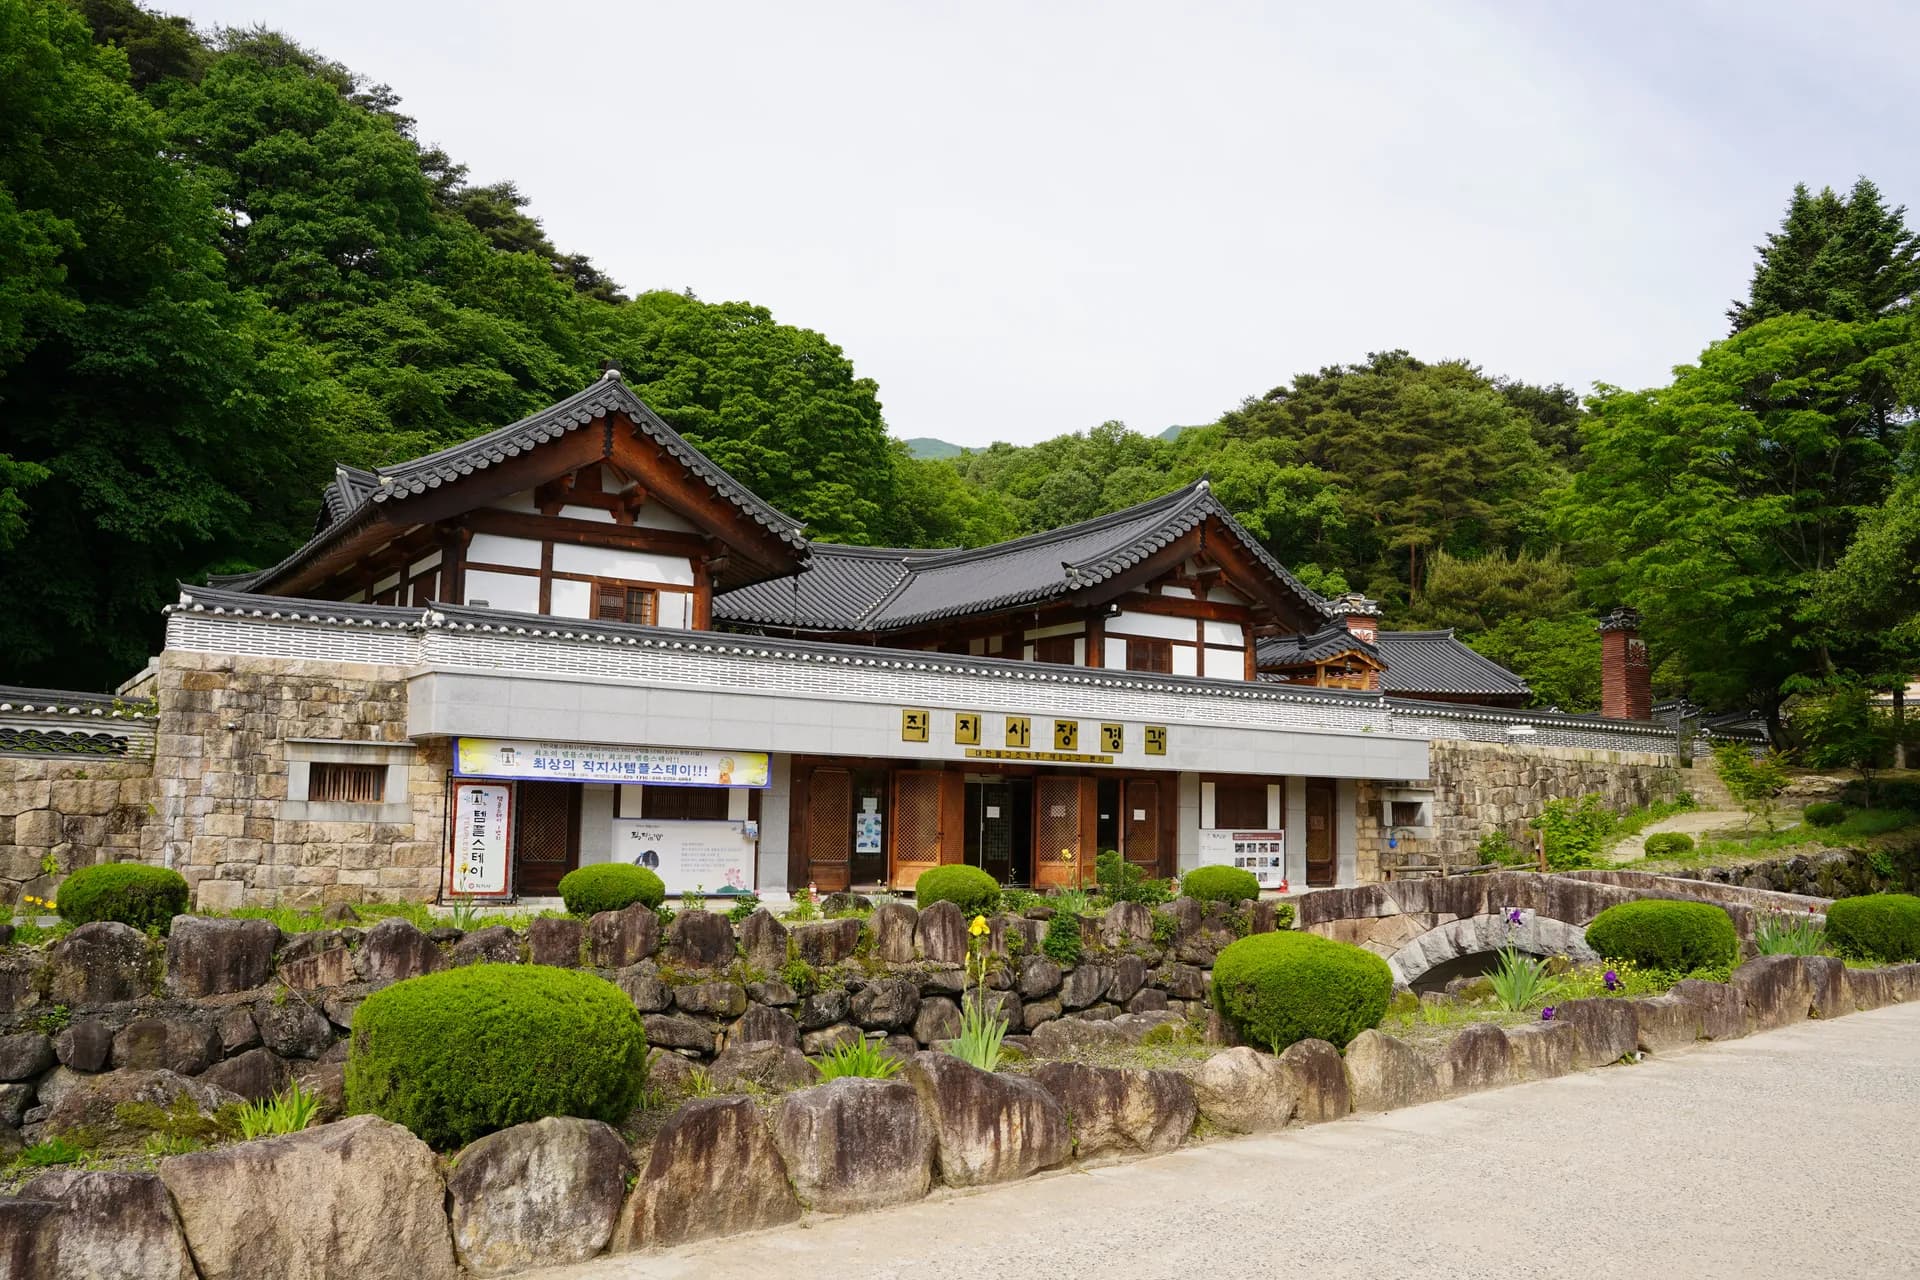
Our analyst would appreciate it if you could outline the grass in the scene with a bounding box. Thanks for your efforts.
[235,1082,322,1140]
[210,901,570,934]
[1636,807,1920,871]
[1613,794,1701,840]
[811,1038,903,1081]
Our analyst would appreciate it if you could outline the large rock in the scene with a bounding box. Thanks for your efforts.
[450,925,520,966]
[1029,1061,1195,1155]
[616,961,671,1012]
[738,908,789,972]
[53,1019,112,1072]
[45,1070,244,1150]
[664,910,735,970]
[912,996,962,1045]
[1506,1021,1579,1079]
[1107,955,1147,1006]
[1670,978,1746,1040]
[1802,955,1852,1019]
[1554,998,1639,1069]
[164,916,280,998]
[1191,1046,1297,1133]
[111,1018,222,1075]
[796,987,850,1030]
[447,1117,629,1276]
[673,980,747,1017]
[1277,1039,1350,1123]
[19,1169,195,1280]
[278,935,356,991]
[1344,1029,1435,1112]
[1060,963,1112,1011]
[46,922,153,1006]
[586,904,660,969]
[1101,901,1154,946]
[745,978,797,1007]
[357,918,444,985]
[1151,963,1208,1001]
[730,1002,799,1049]
[613,1097,801,1250]
[914,900,967,964]
[255,993,336,1059]
[1429,1022,1513,1096]
[772,1078,936,1213]
[1029,1015,1130,1054]
[201,1047,293,1102]
[852,977,921,1030]
[527,916,582,967]
[160,1114,456,1280]
[1846,965,1897,1011]
[709,1040,815,1092]
[1632,995,1704,1053]
[1018,956,1063,1000]
[0,1032,54,1082]
[871,902,918,963]
[642,1014,714,1055]
[0,1197,60,1279]
[790,918,861,968]
[800,1023,861,1055]
[903,1052,1070,1186]
[1732,955,1814,1033]
[216,1006,260,1055]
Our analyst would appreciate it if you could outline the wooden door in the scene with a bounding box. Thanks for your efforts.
[1305,779,1336,887]
[514,781,578,896]
[1034,775,1095,888]
[890,770,945,889]
[1123,778,1162,875]
[803,767,852,892]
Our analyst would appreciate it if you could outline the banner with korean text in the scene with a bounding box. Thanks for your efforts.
[447,782,513,898]
[454,738,769,789]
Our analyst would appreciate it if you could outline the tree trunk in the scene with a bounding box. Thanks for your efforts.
[1897,684,1908,773]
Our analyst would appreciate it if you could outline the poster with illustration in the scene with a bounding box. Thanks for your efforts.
[611,819,756,894]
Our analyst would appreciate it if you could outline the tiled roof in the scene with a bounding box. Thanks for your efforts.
[1257,627,1532,699]
[715,480,1333,631]
[1253,622,1381,668]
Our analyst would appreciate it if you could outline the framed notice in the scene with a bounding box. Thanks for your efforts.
[613,819,757,895]
[1199,829,1288,889]
[447,782,514,898]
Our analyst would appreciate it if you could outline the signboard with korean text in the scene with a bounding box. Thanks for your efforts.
[612,819,757,895]
[1198,828,1288,889]
[447,782,513,898]
[455,739,769,788]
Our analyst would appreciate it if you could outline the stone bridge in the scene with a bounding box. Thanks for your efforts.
[1293,869,1829,988]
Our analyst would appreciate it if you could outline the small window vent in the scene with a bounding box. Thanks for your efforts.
[310,761,386,804]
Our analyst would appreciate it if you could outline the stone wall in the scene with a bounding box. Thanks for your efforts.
[0,758,156,907]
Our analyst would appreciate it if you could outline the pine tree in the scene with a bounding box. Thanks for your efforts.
[1730,178,1920,331]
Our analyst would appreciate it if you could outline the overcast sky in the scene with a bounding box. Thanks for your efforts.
[177,1,1918,446]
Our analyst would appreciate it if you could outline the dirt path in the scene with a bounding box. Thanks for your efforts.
[1603,807,1763,864]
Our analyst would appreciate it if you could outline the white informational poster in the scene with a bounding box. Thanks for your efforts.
[448,783,513,898]
[455,738,769,789]
[612,819,757,895]
[1198,828,1288,889]
[855,811,883,854]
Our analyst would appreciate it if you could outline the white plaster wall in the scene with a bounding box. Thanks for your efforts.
[1107,611,1193,642]
[1336,778,1359,886]
[578,783,616,866]
[468,533,542,569]
[463,570,539,613]
[1267,783,1283,829]
[552,544,694,586]
[550,580,591,619]
[1202,620,1244,647]
[408,551,442,576]
[1285,776,1307,888]
[632,502,698,533]
[1201,647,1243,679]
[1199,781,1216,828]
[1171,647,1198,677]
[1177,772,1201,872]
[759,754,792,891]
[558,504,616,524]
[1103,637,1128,668]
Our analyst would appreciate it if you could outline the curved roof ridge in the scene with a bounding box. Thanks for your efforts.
[906,480,1210,570]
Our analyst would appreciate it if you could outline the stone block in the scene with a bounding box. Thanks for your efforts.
[904,1051,1071,1187]
[19,1169,196,1280]
[46,921,154,1006]
[357,918,444,985]
[447,1117,629,1277]
[663,910,735,970]
[201,1047,294,1102]
[1018,956,1063,1000]
[1802,955,1852,1019]
[1428,1022,1514,1096]
[1344,1029,1435,1112]
[870,902,918,964]
[1192,1046,1298,1133]
[255,994,336,1060]
[1506,1020,1579,1079]
[528,916,582,967]
[730,1001,800,1049]
[1554,998,1639,1068]
[194,880,247,912]
[1731,955,1814,1033]
[738,908,789,972]
[112,1018,223,1075]
[772,1078,935,1213]
[673,980,746,1018]
[852,977,921,1031]
[1669,979,1746,1040]
[586,904,660,969]
[0,1032,54,1082]
[166,916,281,998]
[1060,963,1112,1011]
[1030,1061,1195,1155]
[613,1097,800,1250]
[709,1039,813,1092]
[54,1019,112,1072]
[914,900,967,964]
[642,1014,714,1055]
[449,925,519,967]
[1278,1038,1350,1122]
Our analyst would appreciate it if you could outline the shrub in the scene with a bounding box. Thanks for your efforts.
[55,863,189,933]
[1584,900,1738,973]
[1642,832,1695,857]
[1042,912,1083,965]
[1803,802,1848,828]
[1824,893,1920,962]
[345,965,647,1149]
[1210,931,1392,1052]
[812,1038,902,1081]
[1529,794,1616,870]
[913,865,1001,915]
[726,893,763,924]
[1844,778,1920,811]
[1095,850,1174,906]
[556,863,665,916]
[1181,865,1260,904]
[1753,909,1828,956]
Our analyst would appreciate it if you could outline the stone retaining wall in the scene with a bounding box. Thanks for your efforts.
[0,758,157,908]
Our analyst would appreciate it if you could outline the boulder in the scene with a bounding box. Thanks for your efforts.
[709,1040,815,1092]
[446,1116,629,1276]
[615,961,671,1012]
[796,987,850,1030]
[746,978,797,1007]
[0,1197,60,1279]
[19,1169,195,1280]
[586,904,660,969]
[1018,956,1063,1000]
[160,1114,457,1280]
[1030,1016,1132,1055]
[46,1070,244,1150]
[1205,1007,1243,1048]
[527,916,582,967]
[644,1049,698,1098]
[852,977,921,1030]
[673,980,747,1018]
[871,902,918,963]
[1030,1061,1195,1155]
[165,916,281,998]
[357,918,444,985]
[1151,963,1208,1001]
[111,1018,223,1075]
[730,1002,799,1049]
[216,1006,260,1055]
[33,1065,86,1112]
[1191,1046,1297,1133]
[903,1052,1070,1186]
[320,902,360,924]
[1429,1022,1514,1096]
[46,922,153,1006]
[982,990,1022,1032]
[800,1023,861,1055]
[278,938,356,991]
[1554,998,1639,1069]
[738,908,789,972]
[255,993,336,1059]
[790,918,862,968]
[912,995,962,1045]
[664,911,735,970]
[1107,955,1147,1006]
[1277,1039,1350,1123]
[914,900,967,964]
[1127,988,1170,1014]
[0,1082,32,1127]
[1732,955,1814,1033]
[1101,901,1154,946]
[1631,995,1704,1053]
[1670,978,1746,1040]
[1250,901,1281,934]
[1060,963,1112,1011]
[1344,1029,1435,1112]
[0,1032,54,1082]
[450,925,519,966]
[1802,955,1852,1019]
[641,1014,715,1055]
[772,1077,936,1212]
[53,1019,113,1072]
[1506,1021,1579,1079]
[613,1097,801,1249]
[919,967,966,997]
[1846,965,1897,1011]
[319,993,360,1033]
[201,1047,293,1102]
[1022,998,1063,1031]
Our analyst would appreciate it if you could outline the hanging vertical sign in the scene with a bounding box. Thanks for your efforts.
[447,782,514,898]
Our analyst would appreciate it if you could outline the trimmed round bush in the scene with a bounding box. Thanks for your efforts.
[914,864,1002,915]
[345,965,648,1149]
[1802,801,1848,828]
[1825,893,1920,963]
[1642,832,1695,857]
[557,862,665,915]
[55,863,190,934]
[1584,900,1738,972]
[1211,931,1392,1052]
[1182,865,1261,904]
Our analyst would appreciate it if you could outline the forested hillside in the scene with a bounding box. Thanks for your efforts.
[1,0,1915,731]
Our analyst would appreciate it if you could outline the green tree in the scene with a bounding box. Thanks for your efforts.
[1792,683,1897,805]
[1730,179,1920,332]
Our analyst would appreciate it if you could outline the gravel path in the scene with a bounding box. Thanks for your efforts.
[1603,807,1758,863]
[517,1003,1920,1280]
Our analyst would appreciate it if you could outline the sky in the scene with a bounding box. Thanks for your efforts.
[176,1,1920,447]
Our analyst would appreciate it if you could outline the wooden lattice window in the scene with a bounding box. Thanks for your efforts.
[893,772,943,876]
[641,786,730,821]
[1126,638,1173,673]
[806,769,852,892]
[1124,778,1160,869]
[1035,776,1080,869]
[1033,635,1076,665]
[593,584,658,625]
[1213,778,1268,829]
[308,762,385,804]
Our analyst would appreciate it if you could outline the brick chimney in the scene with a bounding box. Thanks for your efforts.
[1328,593,1382,689]
[1597,606,1653,721]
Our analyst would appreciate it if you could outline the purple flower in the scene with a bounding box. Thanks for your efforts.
[1507,908,1523,926]
[1540,1006,1556,1021]
[1604,969,1620,991]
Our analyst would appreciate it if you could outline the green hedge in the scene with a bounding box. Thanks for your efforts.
[1642,832,1695,857]
[55,863,189,934]
[556,863,665,916]
[345,965,647,1149]
[1584,900,1738,972]
[1182,865,1261,904]
[1802,802,1848,828]
[1825,893,1920,963]
[1210,931,1391,1052]
[913,865,1001,915]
